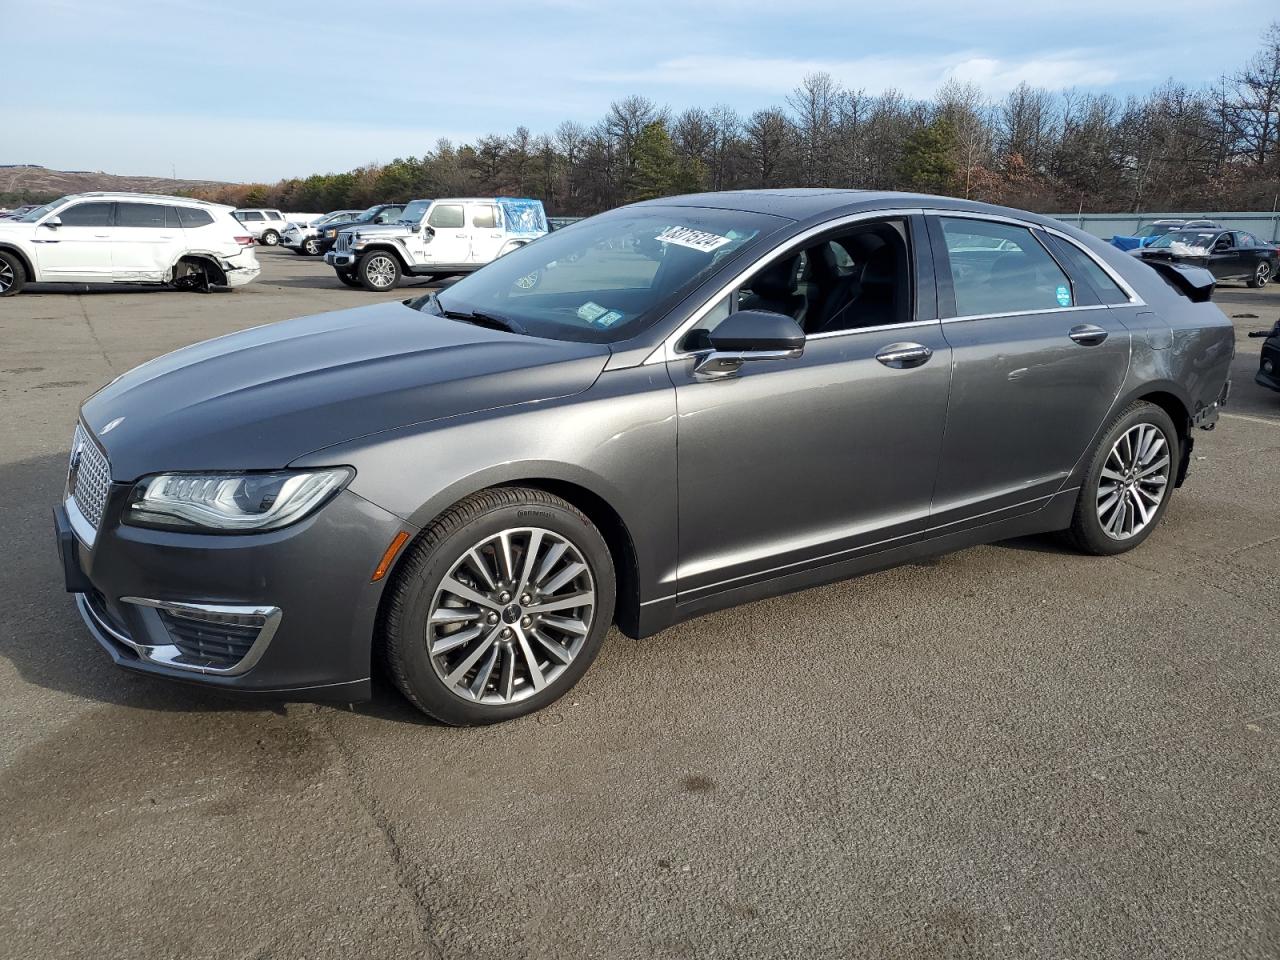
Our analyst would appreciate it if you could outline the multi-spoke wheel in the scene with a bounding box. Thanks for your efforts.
[0,250,26,297]
[382,487,615,724]
[358,250,401,291]
[1066,401,1179,555]
[1249,261,1272,288]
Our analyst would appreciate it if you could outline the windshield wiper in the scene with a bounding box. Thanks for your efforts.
[440,307,527,335]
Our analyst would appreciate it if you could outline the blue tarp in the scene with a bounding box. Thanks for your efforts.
[497,197,548,236]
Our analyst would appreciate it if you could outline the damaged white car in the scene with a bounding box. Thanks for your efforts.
[0,193,261,296]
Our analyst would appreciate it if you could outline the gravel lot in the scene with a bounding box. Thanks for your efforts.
[2,248,1278,960]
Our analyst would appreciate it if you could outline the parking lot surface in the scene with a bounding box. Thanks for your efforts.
[2,249,1279,959]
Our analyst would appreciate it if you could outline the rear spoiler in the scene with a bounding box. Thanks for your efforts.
[1145,260,1216,302]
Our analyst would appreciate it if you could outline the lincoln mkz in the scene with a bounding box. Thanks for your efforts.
[54,191,1234,724]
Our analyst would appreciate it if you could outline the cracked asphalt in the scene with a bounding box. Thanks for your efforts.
[2,249,1278,959]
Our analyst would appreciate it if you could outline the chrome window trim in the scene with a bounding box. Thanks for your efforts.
[942,303,1112,324]
[114,597,283,676]
[925,208,1145,307]
[646,207,925,365]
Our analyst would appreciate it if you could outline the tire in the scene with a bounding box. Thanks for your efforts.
[1248,261,1271,288]
[382,487,616,725]
[0,250,27,296]
[357,250,401,291]
[336,269,361,288]
[1064,401,1179,555]
[260,230,280,246]
[302,238,320,256]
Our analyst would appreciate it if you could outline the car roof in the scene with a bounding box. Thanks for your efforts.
[66,191,229,209]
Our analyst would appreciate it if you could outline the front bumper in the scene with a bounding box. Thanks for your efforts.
[54,486,413,700]
[324,250,356,269]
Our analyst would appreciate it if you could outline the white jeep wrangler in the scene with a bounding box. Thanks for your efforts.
[323,197,548,291]
[0,193,261,296]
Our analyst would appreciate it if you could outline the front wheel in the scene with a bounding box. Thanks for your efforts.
[0,250,27,296]
[382,487,616,725]
[1248,261,1272,288]
[357,250,401,291]
[1065,401,1179,555]
[335,269,361,288]
[260,229,280,246]
[302,237,320,256]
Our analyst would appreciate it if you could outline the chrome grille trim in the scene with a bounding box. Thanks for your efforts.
[69,423,111,531]
[335,232,353,253]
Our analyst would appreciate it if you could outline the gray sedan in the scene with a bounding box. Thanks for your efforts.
[54,191,1234,725]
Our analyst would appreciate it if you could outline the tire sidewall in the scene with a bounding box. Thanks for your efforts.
[303,239,319,256]
[261,230,279,246]
[388,497,616,725]
[0,250,25,296]
[1075,403,1179,555]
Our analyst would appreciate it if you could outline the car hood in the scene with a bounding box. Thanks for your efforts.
[341,222,414,238]
[81,300,611,480]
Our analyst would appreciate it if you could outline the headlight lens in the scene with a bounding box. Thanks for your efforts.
[124,468,352,532]
[325,229,336,238]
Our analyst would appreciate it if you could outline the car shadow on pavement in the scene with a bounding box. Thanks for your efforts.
[0,452,431,722]
[995,534,1074,555]
[23,283,233,296]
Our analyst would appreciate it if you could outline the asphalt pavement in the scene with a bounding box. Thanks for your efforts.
[2,248,1278,959]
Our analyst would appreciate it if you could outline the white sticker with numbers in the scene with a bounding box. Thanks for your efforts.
[656,225,733,253]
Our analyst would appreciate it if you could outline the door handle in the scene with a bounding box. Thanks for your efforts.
[875,342,933,368]
[1068,323,1108,346]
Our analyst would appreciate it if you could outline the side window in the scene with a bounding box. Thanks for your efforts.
[176,207,214,228]
[1214,232,1233,251]
[428,204,465,229]
[679,218,913,349]
[1042,234,1132,306]
[165,206,184,229]
[939,218,1074,316]
[472,205,500,229]
[1238,232,1255,248]
[57,202,114,227]
[115,203,167,228]
[267,211,283,221]
[246,211,265,222]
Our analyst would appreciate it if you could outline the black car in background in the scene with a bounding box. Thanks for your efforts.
[313,203,406,255]
[1251,320,1280,393]
[1136,228,1278,287]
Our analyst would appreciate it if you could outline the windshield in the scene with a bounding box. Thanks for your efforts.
[354,206,382,222]
[20,200,64,223]
[1149,230,1218,250]
[418,206,786,343]
[400,200,431,223]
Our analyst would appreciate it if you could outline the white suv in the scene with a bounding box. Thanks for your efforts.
[0,193,261,296]
[232,208,289,246]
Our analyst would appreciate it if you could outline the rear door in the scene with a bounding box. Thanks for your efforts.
[110,202,181,281]
[926,215,1132,532]
[31,201,115,281]
[424,203,471,265]
[467,202,506,264]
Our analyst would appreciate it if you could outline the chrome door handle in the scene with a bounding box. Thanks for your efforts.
[1069,323,1108,345]
[875,342,933,368]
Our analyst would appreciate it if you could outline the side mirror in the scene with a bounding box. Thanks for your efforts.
[43,216,61,229]
[695,309,804,379]
[422,226,435,242]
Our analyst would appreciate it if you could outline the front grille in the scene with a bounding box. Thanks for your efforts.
[334,232,353,253]
[69,423,111,529]
[157,608,264,670]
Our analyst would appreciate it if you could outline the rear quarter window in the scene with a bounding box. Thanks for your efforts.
[176,207,215,228]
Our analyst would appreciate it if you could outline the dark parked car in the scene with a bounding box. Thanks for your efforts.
[312,203,406,255]
[1250,320,1280,393]
[54,191,1234,725]
[1136,228,1277,287]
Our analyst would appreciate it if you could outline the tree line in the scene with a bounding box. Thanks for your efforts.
[204,24,1279,217]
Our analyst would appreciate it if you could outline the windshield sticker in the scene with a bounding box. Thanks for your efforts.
[1056,285,1072,307]
[577,301,608,322]
[595,310,624,327]
[656,225,734,253]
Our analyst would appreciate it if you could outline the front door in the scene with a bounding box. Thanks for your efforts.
[1208,232,1244,279]
[31,201,115,281]
[927,214,1132,530]
[671,216,953,603]
[423,202,471,267]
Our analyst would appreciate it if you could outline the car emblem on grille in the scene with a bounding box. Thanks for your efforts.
[67,439,84,492]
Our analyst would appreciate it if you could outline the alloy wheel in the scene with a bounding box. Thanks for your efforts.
[304,239,319,255]
[0,260,12,293]
[365,255,397,288]
[1096,422,1171,540]
[426,527,596,704]
[1257,262,1271,287]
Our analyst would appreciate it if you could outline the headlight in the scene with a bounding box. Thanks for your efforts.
[124,468,352,532]
[325,229,336,238]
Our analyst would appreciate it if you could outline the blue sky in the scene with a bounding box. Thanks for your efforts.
[5,0,1274,183]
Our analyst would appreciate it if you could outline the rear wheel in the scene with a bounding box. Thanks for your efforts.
[260,229,280,246]
[1248,261,1271,288]
[1065,401,1178,555]
[0,250,27,296]
[382,487,615,725]
[357,250,401,291]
